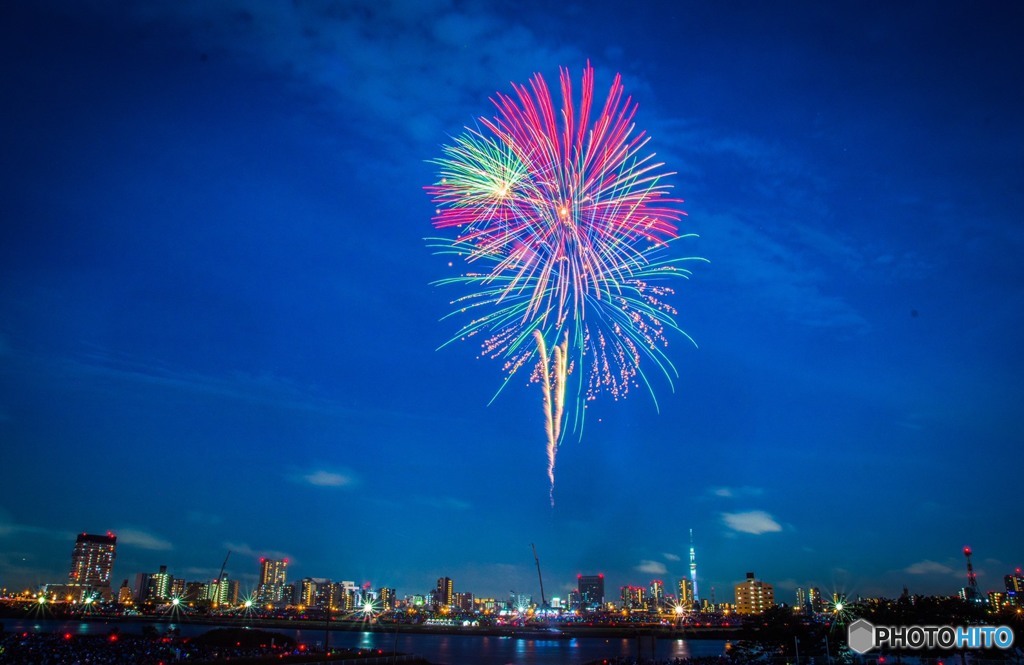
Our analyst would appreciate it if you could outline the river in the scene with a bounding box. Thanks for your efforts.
[2,618,730,665]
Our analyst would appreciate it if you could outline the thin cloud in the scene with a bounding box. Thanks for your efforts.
[711,486,764,499]
[722,510,783,535]
[223,542,291,563]
[904,560,954,575]
[0,510,73,540]
[125,0,583,157]
[663,553,681,562]
[115,528,172,551]
[636,560,668,575]
[291,468,357,488]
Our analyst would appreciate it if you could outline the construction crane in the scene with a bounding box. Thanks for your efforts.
[531,543,547,608]
[218,550,231,581]
[213,550,231,607]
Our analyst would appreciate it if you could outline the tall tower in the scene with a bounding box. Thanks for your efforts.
[689,529,699,602]
[963,546,978,599]
[69,532,117,586]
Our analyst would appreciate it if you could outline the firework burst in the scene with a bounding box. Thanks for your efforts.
[427,63,703,501]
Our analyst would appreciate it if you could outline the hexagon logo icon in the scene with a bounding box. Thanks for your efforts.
[847,618,875,655]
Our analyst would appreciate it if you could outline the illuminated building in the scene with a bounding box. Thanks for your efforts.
[299,578,317,607]
[454,591,474,612]
[334,581,357,610]
[378,587,396,610]
[734,572,775,615]
[149,565,172,602]
[649,580,664,608]
[257,558,288,604]
[795,587,806,611]
[989,591,1008,609]
[808,587,822,612]
[117,580,133,606]
[68,532,116,588]
[1006,569,1024,606]
[436,577,454,608]
[184,581,208,601]
[678,578,694,610]
[621,585,645,609]
[578,574,605,611]
[170,578,185,599]
[209,574,238,607]
[299,578,333,609]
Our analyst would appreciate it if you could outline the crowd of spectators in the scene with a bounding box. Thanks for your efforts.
[0,627,305,664]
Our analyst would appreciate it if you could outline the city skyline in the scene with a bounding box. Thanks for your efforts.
[2,2,1023,602]
[5,528,1018,607]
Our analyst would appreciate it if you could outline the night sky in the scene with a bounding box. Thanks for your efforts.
[2,1,1022,604]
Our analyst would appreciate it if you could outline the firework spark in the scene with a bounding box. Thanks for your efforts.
[427,63,703,500]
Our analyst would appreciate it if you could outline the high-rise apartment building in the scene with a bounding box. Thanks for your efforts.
[1006,569,1024,606]
[649,580,665,608]
[170,577,185,599]
[677,578,694,610]
[68,532,117,587]
[257,558,288,604]
[143,565,173,602]
[335,581,358,610]
[454,591,474,612]
[734,572,775,615]
[117,580,133,606]
[435,577,454,608]
[621,585,645,609]
[209,574,237,607]
[808,587,822,612]
[578,574,605,611]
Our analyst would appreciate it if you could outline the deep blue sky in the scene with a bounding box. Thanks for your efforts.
[2,1,1022,604]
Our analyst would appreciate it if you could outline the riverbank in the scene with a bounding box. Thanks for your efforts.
[0,611,743,641]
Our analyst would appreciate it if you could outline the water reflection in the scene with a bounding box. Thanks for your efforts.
[4,621,727,665]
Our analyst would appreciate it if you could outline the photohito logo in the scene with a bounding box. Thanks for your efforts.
[847,618,1015,655]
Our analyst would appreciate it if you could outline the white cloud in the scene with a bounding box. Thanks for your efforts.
[904,560,954,575]
[292,468,357,488]
[663,553,681,562]
[722,510,783,535]
[116,528,172,551]
[636,560,668,575]
[223,542,291,563]
[711,486,764,499]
